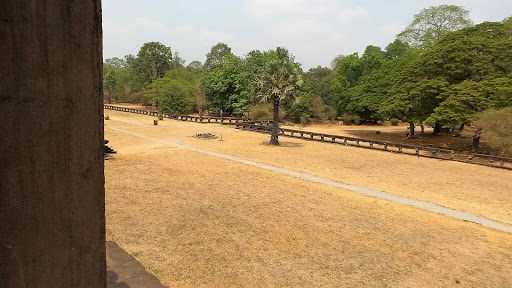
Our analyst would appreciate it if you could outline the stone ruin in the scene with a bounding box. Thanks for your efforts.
[194,133,218,139]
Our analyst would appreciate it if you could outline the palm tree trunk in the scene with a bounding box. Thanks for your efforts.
[270,96,280,145]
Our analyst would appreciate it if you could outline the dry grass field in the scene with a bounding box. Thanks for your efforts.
[104,109,512,287]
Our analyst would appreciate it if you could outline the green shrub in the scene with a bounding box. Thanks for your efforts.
[249,104,272,120]
[127,91,151,106]
[475,107,512,155]
[353,115,361,125]
[299,115,308,126]
[311,96,324,118]
[158,112,164,120]
[390,118,400,126]
[289,99,312,124]
[104,115,110,120]
[323,105,337,121]
[341,114,353,125]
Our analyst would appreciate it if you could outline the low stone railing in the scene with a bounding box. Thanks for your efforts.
[104,105,256,124]
[234,123,512,170]
[104,105,512,170]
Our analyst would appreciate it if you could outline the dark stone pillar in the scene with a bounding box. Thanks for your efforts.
[0,1,105,287]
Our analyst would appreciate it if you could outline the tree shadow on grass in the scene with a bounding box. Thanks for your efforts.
[259,141,303,147]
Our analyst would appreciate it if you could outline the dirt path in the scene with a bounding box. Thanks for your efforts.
[107,124,512,233]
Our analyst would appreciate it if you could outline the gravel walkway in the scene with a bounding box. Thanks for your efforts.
[107,125,512,233]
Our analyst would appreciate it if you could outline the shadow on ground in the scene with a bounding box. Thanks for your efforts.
[259,141,304,147]
[106,241,166,288]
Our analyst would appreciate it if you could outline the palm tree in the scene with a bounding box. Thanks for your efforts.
[255,59,303,145]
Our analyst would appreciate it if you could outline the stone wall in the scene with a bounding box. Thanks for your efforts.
[0,1,105,287]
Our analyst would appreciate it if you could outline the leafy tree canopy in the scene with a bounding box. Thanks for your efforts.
[103,64,117,103]
[385,39,410,59]
[203,42,233,72]
[187,60,203,70]
[105,57,127,69]
[384,21,512,133]
[304,66,333,104]
[132,42,173,85]
[397,4,473,49]
[423,21,512,126]
[146,68,199,114]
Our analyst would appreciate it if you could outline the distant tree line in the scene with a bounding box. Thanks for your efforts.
[103,5,512,152]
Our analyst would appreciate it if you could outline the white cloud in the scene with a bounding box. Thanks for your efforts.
[267,19,341,42]
[266,19,347,68]
[244,0,335,17]
[170,25,195,38]
[135,17,166,31]
[338,6,368,22]
[199,29,234,48]
[377,24,405,35]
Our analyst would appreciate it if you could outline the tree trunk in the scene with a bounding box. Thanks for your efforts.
[151,98,157,112]
[108,91,112,104]
[270,96,280,145]
[472,128,482,151]
[151,71,158,112]
[455,122,465,137]
[433,122,441,135]
[409,122,415,136]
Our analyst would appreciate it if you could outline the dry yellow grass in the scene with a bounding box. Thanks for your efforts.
[104,109,512,287]
[105,109,512,224]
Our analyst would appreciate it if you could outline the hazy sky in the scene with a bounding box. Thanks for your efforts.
[103,0,512,70]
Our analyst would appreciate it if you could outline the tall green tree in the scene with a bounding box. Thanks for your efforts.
[304,66,333,103]
[330,53,361,115]
[383,74,449,135]
[203,42,233,72]
[147,77,196,114]
[330,54,345,70]
[103,64,117,104]
[386,21,512,135]
[303,66,334,121]
[348,49,422,122]
[385,39,410,59]
[132,42,173,110]
[398,4,473,49]
[360,45,386,82]
[200,47,296,117]
[200,54,243,114]
[105,57,127,69]
[187,61,203,70]
[255,59,303,145]
[132,42,173,85]
[145,67,201,114]
[425,22,512,128]
[331,45,387,120]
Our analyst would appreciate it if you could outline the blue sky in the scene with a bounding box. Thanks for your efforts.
[103,0,512,70]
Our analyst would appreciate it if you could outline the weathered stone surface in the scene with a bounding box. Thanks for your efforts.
[0,1,105,287]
